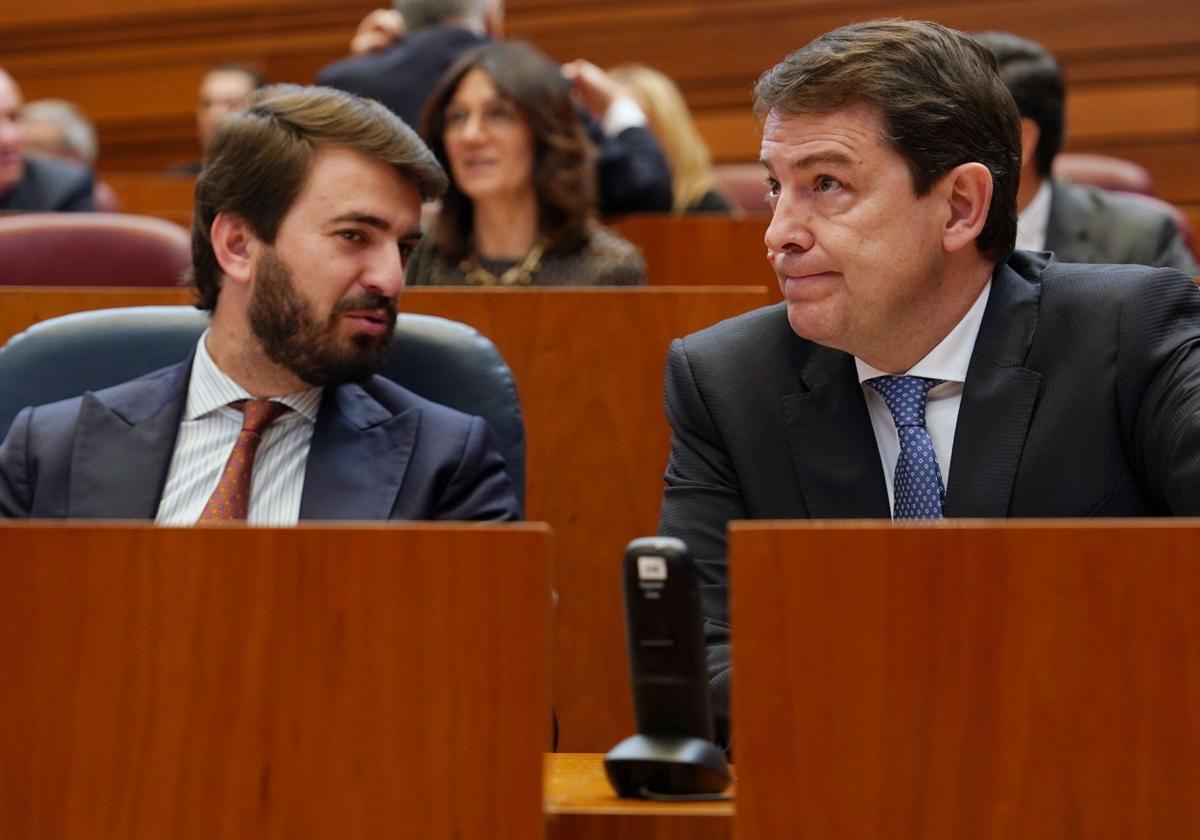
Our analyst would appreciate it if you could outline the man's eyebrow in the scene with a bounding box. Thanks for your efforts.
[792,151,854,170]
[329,212,392,230]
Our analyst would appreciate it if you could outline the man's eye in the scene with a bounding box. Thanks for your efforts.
[765,179,781,199]
[338,230,366,243]
[815,176,841,192]
[398,242,415,260]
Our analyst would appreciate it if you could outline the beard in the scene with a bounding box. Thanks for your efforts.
[247,248,397,387]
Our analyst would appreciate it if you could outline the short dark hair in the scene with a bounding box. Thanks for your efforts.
[972,31,1064,178]
[754,18,1021,264]
[190,84,447,311]
[420,41,595,262]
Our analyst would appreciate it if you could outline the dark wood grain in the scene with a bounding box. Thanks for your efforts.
[729,520,1200,840]
[0,521,551,840]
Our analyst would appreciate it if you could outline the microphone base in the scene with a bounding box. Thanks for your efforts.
[603,733,731,798]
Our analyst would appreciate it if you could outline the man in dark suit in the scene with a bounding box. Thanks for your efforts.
[656,20,1200,745]
[0,68,93,212]
[0,84,518,523]
[317,0,672,215]
[974,31,1197,275]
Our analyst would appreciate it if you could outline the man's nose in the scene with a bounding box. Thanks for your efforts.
[363,245,406,298]
[764,190,815,255]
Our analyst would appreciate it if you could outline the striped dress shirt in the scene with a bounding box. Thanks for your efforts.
[155,332,322,525]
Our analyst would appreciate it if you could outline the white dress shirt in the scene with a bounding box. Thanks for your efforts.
[855,282,992,515]
[155,331,322,525]
[1015,179,1053,252]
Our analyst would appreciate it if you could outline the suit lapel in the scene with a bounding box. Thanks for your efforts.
[944,260,1043,517]
[68,362,190,518]
[783,345,890,518]
[299,383,418,520]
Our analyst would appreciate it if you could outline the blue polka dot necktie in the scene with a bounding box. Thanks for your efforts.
[867,376,945,520]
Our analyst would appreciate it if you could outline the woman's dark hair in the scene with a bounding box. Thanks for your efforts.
[420,41,595,261]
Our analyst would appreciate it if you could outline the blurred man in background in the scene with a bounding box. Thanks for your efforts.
[0,68,93,212]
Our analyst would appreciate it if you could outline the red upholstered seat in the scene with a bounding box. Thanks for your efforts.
[0,212,191,286]
[1053,152,1154,195]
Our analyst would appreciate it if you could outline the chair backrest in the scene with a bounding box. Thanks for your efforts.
[0,212,191,286]
[0,306,526,512]
[1053,152,1154,195]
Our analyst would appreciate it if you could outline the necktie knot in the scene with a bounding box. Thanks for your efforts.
[867,375,942,428]
[235,399,290,436]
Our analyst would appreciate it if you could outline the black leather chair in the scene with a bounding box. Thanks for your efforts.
[0,306,526,514]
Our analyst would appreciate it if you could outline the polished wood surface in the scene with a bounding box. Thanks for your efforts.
[0,285,772,751]
[612,215,777,295]
[545,753,732,840]
[729,520,1200,840]
[0,522,551,840]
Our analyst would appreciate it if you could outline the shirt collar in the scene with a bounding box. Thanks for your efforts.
[184,329,323,422]
[1015,179,1053,252]
[855,280,992,386]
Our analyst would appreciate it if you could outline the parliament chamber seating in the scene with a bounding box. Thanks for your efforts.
[0,306,526,512]
[0,212,192,287]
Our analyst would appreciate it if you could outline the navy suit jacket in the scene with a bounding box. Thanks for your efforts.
[0,359,519,521]
[658,251,1200,745]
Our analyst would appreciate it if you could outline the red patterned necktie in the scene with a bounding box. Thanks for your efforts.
[198,399,290,521]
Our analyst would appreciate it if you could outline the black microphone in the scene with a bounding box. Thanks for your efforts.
[604,537,731,798]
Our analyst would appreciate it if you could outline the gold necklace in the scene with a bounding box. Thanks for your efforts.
[460,240,546,286]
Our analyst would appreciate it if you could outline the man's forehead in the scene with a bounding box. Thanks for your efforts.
[0,71,22,109]
[760,103,887,160]
[292,147,421,228]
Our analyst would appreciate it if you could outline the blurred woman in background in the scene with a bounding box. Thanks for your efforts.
[408,41,644,286]
[609,64,735,215]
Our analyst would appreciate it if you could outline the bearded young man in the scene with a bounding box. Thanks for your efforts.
[0,84,518,523]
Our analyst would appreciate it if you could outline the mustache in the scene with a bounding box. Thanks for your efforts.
[332,294,397,321]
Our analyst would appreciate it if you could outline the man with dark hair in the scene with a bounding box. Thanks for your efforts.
[656,19,1200,745]
[316,0,673,215]
[974,31,1196,274]
[0,84,519,523]
[0,68,94,212]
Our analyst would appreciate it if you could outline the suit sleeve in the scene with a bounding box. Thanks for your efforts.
[433,415,520,521]
[1122,269,1200,510]
[588,117,673,215]
[657,337,747,748]
[0,408,35,517]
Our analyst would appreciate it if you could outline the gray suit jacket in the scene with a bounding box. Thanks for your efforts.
[658,252,1200,744]
[1045,180,1198,275]
[0,155,94,212]
[0,359,519,521]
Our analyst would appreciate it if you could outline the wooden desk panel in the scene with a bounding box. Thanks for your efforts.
[611,215,777,296]
[0,286,772,752]
[545,753,732,840]
[729,521,1200,840]
[0,522,551,840]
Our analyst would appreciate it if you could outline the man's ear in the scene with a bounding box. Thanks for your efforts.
[941,162,993,254]
[210,212,257,287]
